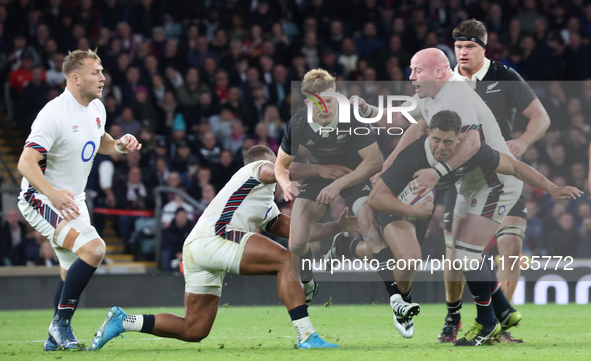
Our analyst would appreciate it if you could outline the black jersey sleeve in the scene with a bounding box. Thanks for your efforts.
[280,119,293,155]
[380,137,428,196]
[506,67,537,113]
[463,142,501,172]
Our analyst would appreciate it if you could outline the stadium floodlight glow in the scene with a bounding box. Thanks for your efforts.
[307,93,419,125]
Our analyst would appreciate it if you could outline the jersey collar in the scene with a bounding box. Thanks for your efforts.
[454,57,491,89]
[424,137,438,167]
[64,88,90,111]
[308,106,339,137]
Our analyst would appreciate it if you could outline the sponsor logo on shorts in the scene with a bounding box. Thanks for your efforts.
[498,205,506,216]
[471,199,477,207]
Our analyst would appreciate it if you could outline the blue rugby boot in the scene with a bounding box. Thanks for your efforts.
[91,306,127,350]
[43,336,59,351]
[296,332,339,349]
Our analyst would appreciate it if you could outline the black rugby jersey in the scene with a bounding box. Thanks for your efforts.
[466,60,537,141]
[380,134,500,198]
[280,105,377,170]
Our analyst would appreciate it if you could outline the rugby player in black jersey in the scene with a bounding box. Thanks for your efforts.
[274,69,383,304]
[436,19,551,343]
[367,110,580,345]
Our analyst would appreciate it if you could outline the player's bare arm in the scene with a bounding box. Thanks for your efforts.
[98,132,142,155]
[495,152,583,200]
[269,208,359,242]
[369,178,433,220]
[371,119,428,184]
[274,147,294,202]
[507,99,550,158]
[412,128,480,196]
[316,142,382,205]
[18,147,80,220]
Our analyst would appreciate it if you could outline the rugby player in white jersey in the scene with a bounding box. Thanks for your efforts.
[91,146,355,350]
[17,49,141,351]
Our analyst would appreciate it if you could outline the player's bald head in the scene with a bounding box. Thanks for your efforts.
[411,48,450,70]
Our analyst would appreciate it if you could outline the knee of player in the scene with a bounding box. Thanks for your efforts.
[289,241,309,256]
[496,225,525,256]
[57,218,105,261]
[185,326,211,342]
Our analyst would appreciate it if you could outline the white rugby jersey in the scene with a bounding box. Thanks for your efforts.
[20,88,106,200]
[186,160,280,243]
[407,72,514,158]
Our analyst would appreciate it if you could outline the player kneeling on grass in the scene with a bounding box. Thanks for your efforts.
[91,145,360,350]
[328,110,582,345]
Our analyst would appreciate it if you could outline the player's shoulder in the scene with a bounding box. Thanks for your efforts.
[288,107,308,127]
[488,60,524,81]
[36,91,67,118]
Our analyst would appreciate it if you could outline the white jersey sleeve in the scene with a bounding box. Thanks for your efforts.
[25,102,61,154]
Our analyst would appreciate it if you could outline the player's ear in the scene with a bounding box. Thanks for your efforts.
[304,98,308,106]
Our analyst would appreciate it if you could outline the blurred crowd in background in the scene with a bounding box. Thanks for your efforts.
[1,0,591,270]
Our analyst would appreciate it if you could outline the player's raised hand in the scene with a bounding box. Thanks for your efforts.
[318,165,352,180]
[411,168,439,197]
[507,139,528,158]
[349,96,369,114]
[338,207,359,233]
[550,186,583,200]
[316,183,342,205]
[115,134,142,153]
[48,189,80,220]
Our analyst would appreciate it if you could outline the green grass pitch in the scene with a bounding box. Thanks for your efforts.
[1,304,590,360]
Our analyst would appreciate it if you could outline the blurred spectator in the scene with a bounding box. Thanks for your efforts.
[20,66,49,131]
[115,107,141,136]
[578,218,591,258]
[223,120,246,154]
[161,194,195,227]
[45,52,65,88]
[254,123,279,153]
[197,132,222,166]
[170,140,198,174]
[175,67,210,107]
[211,150,239,190]
[161,208,193,272]
[131,86,158,130]
[114,166,153,250]
[0,209,28,266]
[35,240,58,267]
[524,200,544,256]
[545,213,580,257]
[194,184,216,214]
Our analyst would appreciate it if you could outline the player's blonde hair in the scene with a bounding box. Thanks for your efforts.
[301,69,336,94]
[62,49,102,77]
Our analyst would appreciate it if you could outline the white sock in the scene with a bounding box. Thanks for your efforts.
[292,316,316,343]
[122,314,144,332]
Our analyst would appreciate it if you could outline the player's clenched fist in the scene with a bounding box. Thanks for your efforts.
[115,134,142,153]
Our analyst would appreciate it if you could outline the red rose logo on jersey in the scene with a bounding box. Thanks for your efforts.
[96,117,101,129]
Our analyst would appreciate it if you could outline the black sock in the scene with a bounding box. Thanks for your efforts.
[300,248,314,283]
[288,304,309,321]
[336,236,360,259]
[464,263,495,329]
[140,314,155,333]
[447,299,462,315]
[488,257,512,319]
[400,289,412,303]
[53,279,64,317]
[373,248,397,298]
[56,259,97,320]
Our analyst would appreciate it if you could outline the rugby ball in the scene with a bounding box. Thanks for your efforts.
[397,185,436,221]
